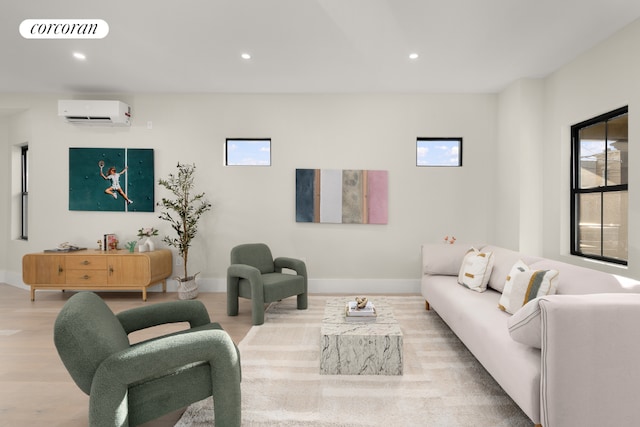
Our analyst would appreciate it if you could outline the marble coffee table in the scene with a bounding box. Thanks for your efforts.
[320,297,403,375]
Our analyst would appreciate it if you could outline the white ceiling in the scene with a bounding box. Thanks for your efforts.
[2,0,640,94]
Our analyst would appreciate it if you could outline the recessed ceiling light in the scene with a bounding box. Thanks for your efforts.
[241,53,251,60]
[409,53,419,60]
[73,52,86,60]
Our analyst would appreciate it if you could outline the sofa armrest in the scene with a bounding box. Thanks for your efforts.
[539,294,640,427]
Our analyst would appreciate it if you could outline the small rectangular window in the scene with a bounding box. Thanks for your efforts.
[416,137,462,167]
[225,138,271,166]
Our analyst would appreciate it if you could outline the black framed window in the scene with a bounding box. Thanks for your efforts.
[21,145,28,240]
[416,137,462,167]
[225,138,271,166]
[571,106,628,264]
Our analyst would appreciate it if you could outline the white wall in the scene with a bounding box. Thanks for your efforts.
[494,18,640,280]
[1,103,32,284]
[495,78,544,255]
[0,93,498,293]
[539,18,640,278]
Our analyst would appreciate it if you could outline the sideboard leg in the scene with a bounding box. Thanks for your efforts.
[425,300,430,311]
[30,287,35,301]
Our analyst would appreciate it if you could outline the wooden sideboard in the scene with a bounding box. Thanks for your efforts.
[22,249,173,301]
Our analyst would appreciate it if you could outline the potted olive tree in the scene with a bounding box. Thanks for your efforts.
[157,162,212,299]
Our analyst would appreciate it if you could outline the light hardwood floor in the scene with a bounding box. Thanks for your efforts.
[0,283,255,427]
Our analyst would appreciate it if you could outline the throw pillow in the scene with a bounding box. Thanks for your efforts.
[457,248,495,292]
[503,259,530,294]
[507,297,543,349]
[498,268,559,314]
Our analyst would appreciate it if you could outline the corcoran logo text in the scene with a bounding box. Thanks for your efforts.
[19,19,109,39]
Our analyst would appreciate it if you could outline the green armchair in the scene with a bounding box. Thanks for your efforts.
[53,292,241,427]
[227,243,308,325]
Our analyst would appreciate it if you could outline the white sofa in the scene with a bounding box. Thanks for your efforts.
[421,243,640,427]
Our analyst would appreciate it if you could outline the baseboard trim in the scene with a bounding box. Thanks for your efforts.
[191,278,421,294]
[3,271,29,291]
[3,275,421,295]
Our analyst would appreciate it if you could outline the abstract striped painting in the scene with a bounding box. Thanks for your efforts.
[296,169,388,224]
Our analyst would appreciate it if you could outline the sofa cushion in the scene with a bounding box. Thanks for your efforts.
[458,248,494,292]
[499,268,559,314]
[422,243,479,276]
[481,245,543,293]
[507,297,543,349]
[528,259,640,295]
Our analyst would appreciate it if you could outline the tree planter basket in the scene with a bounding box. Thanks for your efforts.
[177,273,199,300]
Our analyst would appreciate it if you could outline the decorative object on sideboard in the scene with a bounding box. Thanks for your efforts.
[157,163,212,300]
[125,241,137,253]
[103,233,118,251]
[137,227,159,252]
[443,235,456,244]
[44,242,86,253]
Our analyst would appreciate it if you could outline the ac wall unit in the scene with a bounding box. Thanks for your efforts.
[58,100,132,126]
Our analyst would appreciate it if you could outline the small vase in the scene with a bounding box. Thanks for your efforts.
[138,243,147,253]
[144,237,155,251]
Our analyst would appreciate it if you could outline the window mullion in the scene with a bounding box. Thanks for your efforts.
[600,192,604,258]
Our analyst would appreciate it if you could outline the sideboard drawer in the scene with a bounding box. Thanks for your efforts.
[65,269,108,285]
[66,256,108,270]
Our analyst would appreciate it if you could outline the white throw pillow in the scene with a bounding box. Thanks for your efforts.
[503,259,530,295]
[499,268,559,314]
[457,248,494,292]
[507,297,543,349]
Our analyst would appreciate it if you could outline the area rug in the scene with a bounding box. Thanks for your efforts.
[175,295,533,426]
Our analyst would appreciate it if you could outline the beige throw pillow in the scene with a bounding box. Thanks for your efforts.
[499,267,559,314]
[457,248,494,292]
[503,259,529,294]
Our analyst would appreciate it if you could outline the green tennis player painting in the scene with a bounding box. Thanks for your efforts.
[69,148,154,212]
